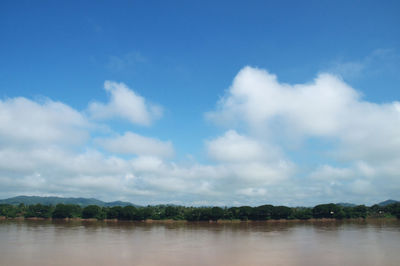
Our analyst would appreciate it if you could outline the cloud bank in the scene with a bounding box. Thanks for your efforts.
[1,68,399,206]
[95,132,174,158]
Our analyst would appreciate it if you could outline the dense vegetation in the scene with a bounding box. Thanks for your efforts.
[1,202,399,221]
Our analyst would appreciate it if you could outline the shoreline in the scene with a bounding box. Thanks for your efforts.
[0,216,397,223]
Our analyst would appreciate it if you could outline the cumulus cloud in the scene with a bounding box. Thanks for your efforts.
[0,97,89,148]
[1,68,399,206]
[206,130,267,162]
[205,66,400,204]
[88,81,162,126]
[201,130,295,202]
[95,132,174,158]
[207,66,400,162]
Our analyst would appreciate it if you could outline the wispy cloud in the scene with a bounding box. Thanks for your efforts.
[107,52,147,72]
[327,48,400,80]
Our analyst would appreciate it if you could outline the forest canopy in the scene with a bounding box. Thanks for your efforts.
[1,202,399,221]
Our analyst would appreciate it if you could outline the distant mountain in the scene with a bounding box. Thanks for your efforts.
[378,199,399,206]
[336,202,356,207]
[0,196,139,207]
[336,200,400,207]
[104,201,138,207]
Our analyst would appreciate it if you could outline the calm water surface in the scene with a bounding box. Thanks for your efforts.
[1,219,399,266]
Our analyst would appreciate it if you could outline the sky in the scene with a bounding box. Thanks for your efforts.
[0,0,399,206]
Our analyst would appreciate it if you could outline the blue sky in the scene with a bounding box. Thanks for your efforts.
[0,1,399,206]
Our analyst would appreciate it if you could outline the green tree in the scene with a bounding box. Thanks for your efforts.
[164,206,179,219]
[251,205,273,220]
[82,205,105,219]
[198,207,212,221]
[24,204,53,218]
[17,203,26,216]
[271,206,292,219]
[312,204,342,219]
[120,206,138,220]
[140,206,155,220]
[106,206,123,219]
[52,204,82,218]
[0,204,18,218]
[227,207,240,220]
[393,203,400,218]
[291,208,312,220]
[210,207,224,221]
[184,208,201,221]
[353,205,367,218]
[238,206,253,221]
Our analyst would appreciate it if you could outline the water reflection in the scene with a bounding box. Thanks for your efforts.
[1,219,399,266]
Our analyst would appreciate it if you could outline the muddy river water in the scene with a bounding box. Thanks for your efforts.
[1,219,399,265]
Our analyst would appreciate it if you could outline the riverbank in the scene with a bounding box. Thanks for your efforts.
[1,216,397,223]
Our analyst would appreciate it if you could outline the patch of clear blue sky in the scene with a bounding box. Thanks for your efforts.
[0,0,399,163]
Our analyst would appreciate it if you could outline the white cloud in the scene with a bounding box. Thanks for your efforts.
[207,66,357,136]
[205,66,400,204]
[88,81,162,126]
[95,132,174,158]
[237,188,267,197]
[0,97,89,148]
[207,66,400,163]
[1,69,399,206]
[310,165,354,181]
[349,179,374,195]
[205,129,294,189]
[206,130,268,162]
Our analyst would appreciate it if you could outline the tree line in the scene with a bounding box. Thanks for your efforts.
[1,202,399,221]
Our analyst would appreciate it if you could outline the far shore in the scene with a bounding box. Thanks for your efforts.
[1,216,397,223]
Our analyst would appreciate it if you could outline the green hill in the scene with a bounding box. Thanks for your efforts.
[378,199,399,206]
[0,195,138,207]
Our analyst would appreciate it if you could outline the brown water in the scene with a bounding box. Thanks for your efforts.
[1,219,399,266]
